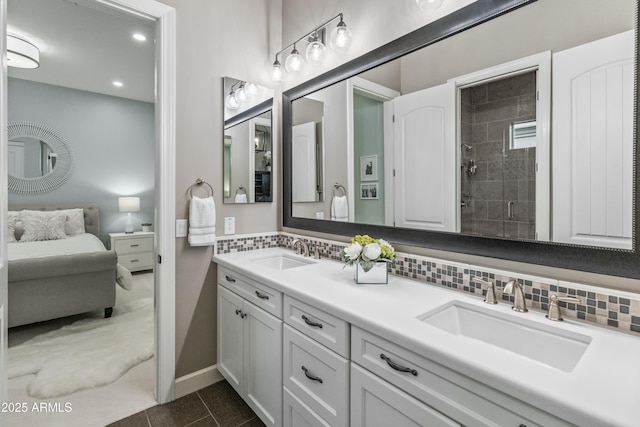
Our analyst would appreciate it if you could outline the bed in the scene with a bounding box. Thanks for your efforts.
[7,205,120,328]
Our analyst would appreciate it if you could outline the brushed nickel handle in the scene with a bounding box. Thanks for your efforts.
[380,354,418,376]
[255,291,269,300]
[474,277,498,304]
[301,366,323,383]
[546,294,581,321]
[225,275,236,283]
[302,315,323,329]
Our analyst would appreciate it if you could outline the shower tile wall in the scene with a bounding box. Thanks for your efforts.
[461,72,537,240]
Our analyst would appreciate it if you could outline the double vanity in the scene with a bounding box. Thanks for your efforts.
[214,246,640,427]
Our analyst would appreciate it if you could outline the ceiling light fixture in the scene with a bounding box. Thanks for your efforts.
[416,0,445,12]
[132,33,147,42]
[7,34,40,69]
[271,13,352,82]
[113,81,123,87]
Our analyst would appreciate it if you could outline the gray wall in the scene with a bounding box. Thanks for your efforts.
[8,78,155,245]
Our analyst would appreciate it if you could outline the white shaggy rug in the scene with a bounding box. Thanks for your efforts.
[8,297,153,399]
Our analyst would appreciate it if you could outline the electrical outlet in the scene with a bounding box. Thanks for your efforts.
[176,219,187,237]
[316,212,324,219]
[224,217,235,235]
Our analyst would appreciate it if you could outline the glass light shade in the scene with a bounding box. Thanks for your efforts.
[272,60,283,82]
[236,83,247,102]
[285,47,303,72]
[305,39,326,64]
[225,91,239,110]
[7,35,40,69]
[329,21,352,53]
[416,0,444,11]
[245,82,259,96]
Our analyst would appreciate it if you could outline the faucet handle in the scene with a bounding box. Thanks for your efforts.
[546,294,581,321]
[313,246,321,260]
[474,278,498,305]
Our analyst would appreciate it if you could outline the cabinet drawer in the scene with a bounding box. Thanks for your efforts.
[114,237,153,255]
[351,363,460,427]
[352,327,572,427]
[283,386,331,427]
[218,267,283,319]
[283,325,349,427]
[284,295,350,358]
[119,252,154,271]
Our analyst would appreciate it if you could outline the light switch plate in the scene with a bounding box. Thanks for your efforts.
[224,217,235,235]
[176,219,187,237]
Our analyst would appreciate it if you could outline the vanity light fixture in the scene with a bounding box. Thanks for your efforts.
[7,34,40,69]
[225,80,257,111]
[271,13,352,82]
[113,80,124,87]
[416,0,445,12]
[132,33,147,42]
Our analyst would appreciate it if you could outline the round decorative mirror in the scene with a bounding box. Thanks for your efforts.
[7,121,75,195]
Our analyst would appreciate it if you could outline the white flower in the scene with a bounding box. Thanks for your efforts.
[361,243,382,261]
[378,239,392,249]
[343,242,362,261]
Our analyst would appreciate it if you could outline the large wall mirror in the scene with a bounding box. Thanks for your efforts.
[284,0,640,279]
[223,76,274,203]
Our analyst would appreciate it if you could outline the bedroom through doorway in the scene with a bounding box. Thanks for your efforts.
[5,0,160,424]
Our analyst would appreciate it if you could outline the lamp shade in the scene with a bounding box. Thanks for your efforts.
[7,35,40,69]
[118,196,140,213]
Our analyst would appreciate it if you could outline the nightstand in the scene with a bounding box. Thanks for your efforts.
[109,232,154,272]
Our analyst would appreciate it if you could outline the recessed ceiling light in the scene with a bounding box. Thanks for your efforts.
[113,81,123,87]
[133,33,146,42]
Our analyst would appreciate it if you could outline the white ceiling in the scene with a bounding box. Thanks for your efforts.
[7,0,155,103]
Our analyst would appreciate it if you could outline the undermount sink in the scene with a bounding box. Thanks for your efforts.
[418,301,592,372]
[250,254,316,270]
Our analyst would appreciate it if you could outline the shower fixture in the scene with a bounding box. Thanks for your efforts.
[466,159,477,176]
[461,143,473,151]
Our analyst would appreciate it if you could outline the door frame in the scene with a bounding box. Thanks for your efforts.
[1,0,177,405]
[449,51,551,241]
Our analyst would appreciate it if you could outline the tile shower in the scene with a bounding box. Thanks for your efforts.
[460,71,537,240]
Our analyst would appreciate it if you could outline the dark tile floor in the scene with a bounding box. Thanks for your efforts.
[107,380,265,427]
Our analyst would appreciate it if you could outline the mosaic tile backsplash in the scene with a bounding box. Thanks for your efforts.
[216,232,640,336]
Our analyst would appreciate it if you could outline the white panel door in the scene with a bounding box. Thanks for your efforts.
[293,121,317,202]
[7,141,24,178]
[350,364,460,427]
[553,31,633,249]
[217,285,245,395]
[393,82,455,231]
[244,300,282,427]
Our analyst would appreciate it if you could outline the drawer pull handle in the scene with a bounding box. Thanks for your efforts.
[130,259,139,263]
[130,244,140,247]
[301,366,323,384]
[380,354,418,376]
[302,315,323,329]
[255,291,269,300]
[225,275,236,283]
[235,309,246,319]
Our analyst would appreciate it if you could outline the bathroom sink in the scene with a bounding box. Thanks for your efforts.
[418,301,591,372]
[250,254,316,270]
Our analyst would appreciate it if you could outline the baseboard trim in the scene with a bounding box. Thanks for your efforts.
[175,365,224,398]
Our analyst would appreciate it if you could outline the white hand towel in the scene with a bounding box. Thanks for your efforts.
[330,195,348,222]
[189,196,216,247]
[234,193,248,203]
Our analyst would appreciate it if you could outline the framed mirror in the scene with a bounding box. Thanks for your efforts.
[223,76,274,203]
[7,121,75,195]
[284,0,640,278]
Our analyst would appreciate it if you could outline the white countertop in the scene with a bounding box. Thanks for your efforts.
[213,247,640,427]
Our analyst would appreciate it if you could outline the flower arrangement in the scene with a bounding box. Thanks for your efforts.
[341,235,396,272]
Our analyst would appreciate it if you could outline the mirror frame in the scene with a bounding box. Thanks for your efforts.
[7,120,75,195]
[283,0,640,279]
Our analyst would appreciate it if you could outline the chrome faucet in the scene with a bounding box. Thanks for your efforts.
[503,280,528,312]
[474,278,498,305]
[546,294,581,321]
[292,239,310,257]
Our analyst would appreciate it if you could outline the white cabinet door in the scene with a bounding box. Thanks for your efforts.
[393,82,456,232]
[351,364,460,427]
[553,31,634,249]
[244,300,283,427]
[217,285,245,395]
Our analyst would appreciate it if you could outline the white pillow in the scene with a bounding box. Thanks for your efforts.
[19,210,68,242]
[7,211,19,243]
[59,208,86,236]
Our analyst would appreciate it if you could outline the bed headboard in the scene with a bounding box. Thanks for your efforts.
[7,204,101,237]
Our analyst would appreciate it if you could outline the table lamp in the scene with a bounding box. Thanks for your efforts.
[118,196,140,234]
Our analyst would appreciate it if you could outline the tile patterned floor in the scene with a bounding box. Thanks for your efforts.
[107,380,265,427]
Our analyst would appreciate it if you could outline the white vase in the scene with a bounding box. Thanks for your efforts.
[142,226,151,232]
[354,262,388,284]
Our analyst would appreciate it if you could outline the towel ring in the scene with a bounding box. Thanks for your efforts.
[333,183,346,197]
[189,178,214,198]
[235,185,246,196]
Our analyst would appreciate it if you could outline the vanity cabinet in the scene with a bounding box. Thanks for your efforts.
[282,296,350,427]
[351,326,573,427]
[217,269,282,427]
